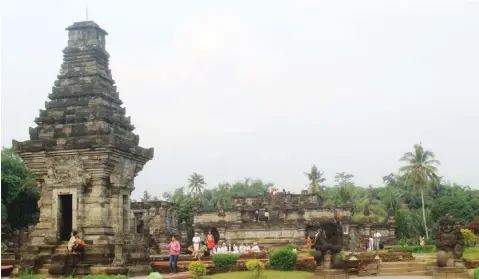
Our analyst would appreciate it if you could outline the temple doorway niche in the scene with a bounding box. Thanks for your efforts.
[203,227,220,244]
[58,194,73,241]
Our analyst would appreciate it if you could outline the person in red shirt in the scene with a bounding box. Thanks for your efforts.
[164,235,181,274]
[206,231,216,254]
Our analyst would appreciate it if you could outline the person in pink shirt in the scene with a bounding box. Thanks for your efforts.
[164,235,181,274]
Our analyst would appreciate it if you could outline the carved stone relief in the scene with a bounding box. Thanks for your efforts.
[44,156,91,187]
[110,158,137,188]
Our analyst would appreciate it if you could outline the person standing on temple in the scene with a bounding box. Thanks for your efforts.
[206,230,216,255]
[373,231,381,250]
[368,236,374,251]
[255,210,259,222]
[264,210,269,222]
[192,232,201,258]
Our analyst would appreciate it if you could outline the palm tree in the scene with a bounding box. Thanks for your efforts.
[304,165,326,194]
[399,143,440,240]
[188,173,206,197]
[216,182,231,209]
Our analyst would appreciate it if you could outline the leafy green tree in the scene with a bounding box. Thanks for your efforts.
[399,143,440,240]
[216,182,230,209]
[304,165,326,194]
[141,190,152,202]
[1,148,39,229]
[188,173,207,197]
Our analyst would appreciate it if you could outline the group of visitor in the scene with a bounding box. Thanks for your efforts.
[190,231,262,260]
[359,231,382,251]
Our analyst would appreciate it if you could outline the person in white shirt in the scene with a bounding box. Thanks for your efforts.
[251,242,260,252]
[68,230,88,261]
[368,236,374,251]
[232,244,239,254]
[192,232,201,257]
[239,243,245,253]
[264,210,270,222]
[373,231,381,250]
[222,243,228,254]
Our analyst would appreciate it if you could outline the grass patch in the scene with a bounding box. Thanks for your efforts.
[202,270,313,279]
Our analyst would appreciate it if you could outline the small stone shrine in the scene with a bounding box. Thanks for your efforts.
[193,191,396,248]
[433,216,469,279]
[12,21,154,275]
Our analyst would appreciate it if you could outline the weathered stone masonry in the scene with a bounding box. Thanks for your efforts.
[12,21,153,273]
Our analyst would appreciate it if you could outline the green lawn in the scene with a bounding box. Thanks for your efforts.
[202,270,313,279]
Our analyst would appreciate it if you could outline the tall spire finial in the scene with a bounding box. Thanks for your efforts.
[86,5,89,21]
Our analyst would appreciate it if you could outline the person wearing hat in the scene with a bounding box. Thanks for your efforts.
[192,232,201,258]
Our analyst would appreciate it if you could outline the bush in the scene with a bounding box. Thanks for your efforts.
[269,247,298,271]
[390,244,436,253]
[188,262,207,279]
[246,260,265,278]
[19,271,43,279]
[212,253,238,269]
[462,229,477,248]
[474,267,479,279]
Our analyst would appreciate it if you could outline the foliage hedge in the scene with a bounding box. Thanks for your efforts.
[188,262,207,279]
[474,267,479,279]
[246,260,265,278]
[269,247,298,271]
[390,244,436,253]
[462,229,477,248]
[212,253,238,269]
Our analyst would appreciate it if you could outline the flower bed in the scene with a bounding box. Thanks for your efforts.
[238,251,268,259]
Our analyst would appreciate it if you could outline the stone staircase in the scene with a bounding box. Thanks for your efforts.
[378,261,429,276]
[36,241,92,276]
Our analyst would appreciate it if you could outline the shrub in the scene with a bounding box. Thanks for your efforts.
[474,267,479,279]
[269,247,298,271]
[188,262,207,279]
[462,229,477,248]
[246,260,265,278]
[390,244,436,253]
[212,253,238,269]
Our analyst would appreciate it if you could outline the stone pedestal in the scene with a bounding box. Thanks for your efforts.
[313,253,348,279]
[313,268,348,279]
[432,266,470,279]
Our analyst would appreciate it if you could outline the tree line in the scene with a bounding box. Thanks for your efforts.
[2,144,478,244]
[153,143,478,243]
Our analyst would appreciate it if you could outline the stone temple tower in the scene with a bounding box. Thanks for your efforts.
[12,21,153,266]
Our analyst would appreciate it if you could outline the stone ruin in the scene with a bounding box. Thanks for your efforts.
[10,20,155,275]
[193,191,397,249]
[433,215,470,279]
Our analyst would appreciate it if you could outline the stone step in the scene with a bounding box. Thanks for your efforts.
[379,271,428,276]
[380,261,428,266]
[379,266,428,273]
[163,272,191,279]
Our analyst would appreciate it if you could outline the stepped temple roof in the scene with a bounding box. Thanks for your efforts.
[13,21,153,161]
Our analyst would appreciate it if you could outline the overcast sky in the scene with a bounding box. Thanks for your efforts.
[1,1,479,198]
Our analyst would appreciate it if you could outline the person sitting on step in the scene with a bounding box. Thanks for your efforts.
[68,230,88,261]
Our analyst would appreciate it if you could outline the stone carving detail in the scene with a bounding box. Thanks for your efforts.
[110,158,136,188]
[313,218,344,269]
[45,156,91,187]
[435,216,464,267]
